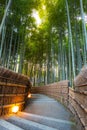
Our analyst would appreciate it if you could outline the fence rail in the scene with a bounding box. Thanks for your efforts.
[31,75,87,130]
[0,67,31,115]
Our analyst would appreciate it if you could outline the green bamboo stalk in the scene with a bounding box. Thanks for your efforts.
[65,0,75,79]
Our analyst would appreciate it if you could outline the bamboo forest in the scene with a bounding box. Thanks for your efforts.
[0,0,87,86]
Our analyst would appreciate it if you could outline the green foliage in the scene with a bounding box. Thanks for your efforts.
[1,0,87,85]
[0,1,5,23]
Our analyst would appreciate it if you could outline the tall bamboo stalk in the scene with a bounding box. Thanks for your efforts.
[0,0,11,34]
[80,0,87,64]
[65,0,75,80]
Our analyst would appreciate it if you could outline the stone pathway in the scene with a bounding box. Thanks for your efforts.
[0,94,78,130]
[24,94,77,130]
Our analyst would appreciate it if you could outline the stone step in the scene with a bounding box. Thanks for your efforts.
[0,119,24,130]
[7,116,57,130]
[17,112,75,130]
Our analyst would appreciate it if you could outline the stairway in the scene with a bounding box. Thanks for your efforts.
[0,111,76,130]
[0,94,77,130]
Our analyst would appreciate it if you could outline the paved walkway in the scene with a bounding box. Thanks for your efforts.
[24,94,77,130]
[0,94,78,130]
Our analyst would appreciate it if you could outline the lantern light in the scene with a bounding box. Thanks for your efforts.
[12,106,19,113]
[28,93,31,98]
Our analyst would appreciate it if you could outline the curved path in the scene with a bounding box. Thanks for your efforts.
[24,94,77,130]
[0,94,78,130]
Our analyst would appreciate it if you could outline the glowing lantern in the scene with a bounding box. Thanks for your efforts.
[12,106,19,113]
[28,93,31,98]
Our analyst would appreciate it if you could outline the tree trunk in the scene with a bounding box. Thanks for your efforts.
[65,0,75,80]
[0,0,12,34]
[80,0,87,64]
